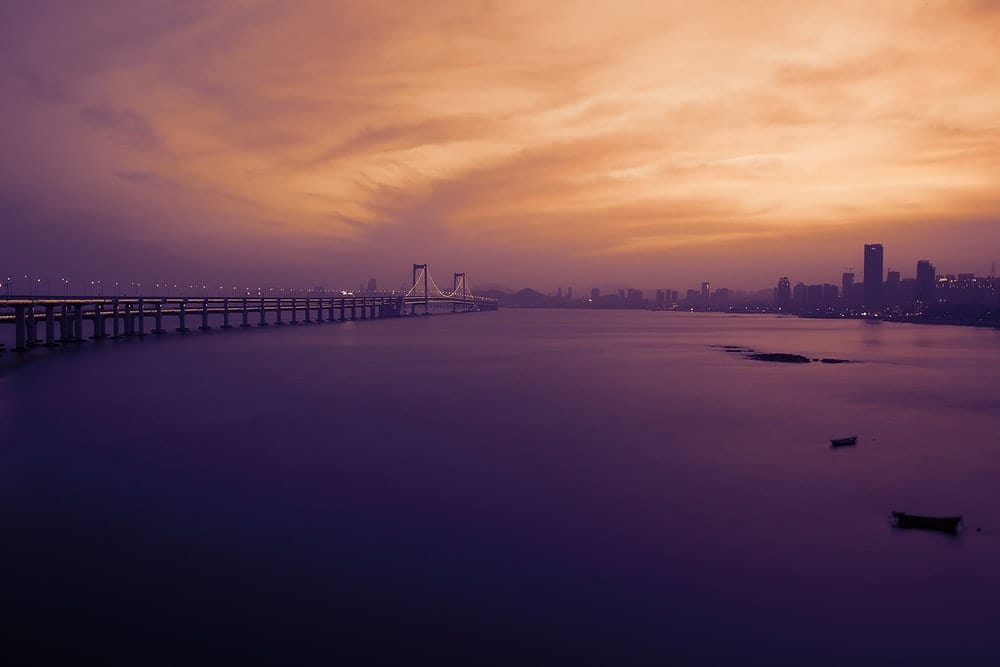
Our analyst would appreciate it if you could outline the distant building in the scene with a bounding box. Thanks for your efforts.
[792,282,807,309]
[700,282,710,306]
[567,287,573,300]
[841,272,854,303]
[822,283,838,304]
[626,288,643,303]
[591,287,600,301]
[712,288,730,310]
[885,270,900,305]
[367,277,377,293]
[557,287,562,299]
[916,259,936,301]
[777,277,792,310]
[863,243,884,310]
[806,284,823,309]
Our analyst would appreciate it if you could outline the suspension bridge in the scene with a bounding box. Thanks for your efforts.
[0,264,497,354]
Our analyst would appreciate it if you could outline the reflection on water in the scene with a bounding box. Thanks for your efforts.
[3,310,1000,663]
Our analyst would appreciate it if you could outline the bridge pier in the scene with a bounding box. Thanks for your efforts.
[328,299,336,322]
[315,298,323,322]
[275,299,284,325]
[221,298,232,329]
[351,297,357,320]
[124,303,135,336]
[136,300,146,335]
[13,304,27,352]
[200,299,211,330]
[45,303,58,347]
[153,301,166,334]
[340,299,346,321]
[291,298,298,324]
[304,298,312,323]
[258,298,268,326]
[111,299,122,338]
[26,304,39,347]
[73,303,85,342]
[177,299,190,332]
[92,303,106,339]
[241,298,250,328]
[60,304,72,342]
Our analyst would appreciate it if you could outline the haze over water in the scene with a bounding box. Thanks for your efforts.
[4,310,1000,663]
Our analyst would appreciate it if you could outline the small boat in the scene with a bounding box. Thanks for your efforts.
[891,511,963,534]
[830,435,857,447]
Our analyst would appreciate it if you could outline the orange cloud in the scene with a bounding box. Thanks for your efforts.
[2,0,999,288]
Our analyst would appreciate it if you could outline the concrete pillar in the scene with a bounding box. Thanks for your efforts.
[258,298,268,326]
[351,297,357,320]
[45,303,57,347]
[14,304,27,352]
[26,304,38,346]
[200,299,211,330]
[113,299,122,338]
[339,298,346,321]
[136,300,145,335]
[291,298,298,324]
[315,298,323,322]
[241,298,250,328]
[74,303,85,342]
[60,303,72,342]
[153,301,165,334]
[328,298,335,322]
[222,298,232,329]
[124,303,135,336]
[275,298,284,325]
[177,299,190,332]
[93,303,106,339]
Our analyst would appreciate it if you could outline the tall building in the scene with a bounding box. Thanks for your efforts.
[367,277,377,293]
[792,282,807,309]
[885,270,900,305]
[916,259,936,301]
[776,277,791,310]
[841,272,854,303]
[590,287,600,301]
[700,282,710,305]
[567,287,573,300]
[863,243,884,310]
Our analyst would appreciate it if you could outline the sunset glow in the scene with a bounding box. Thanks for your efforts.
[3,1,999,287]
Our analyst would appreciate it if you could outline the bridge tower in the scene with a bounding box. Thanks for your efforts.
[454,272,466,312]
[413,263,429,315]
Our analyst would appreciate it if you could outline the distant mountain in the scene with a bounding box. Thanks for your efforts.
[503,288,552,308]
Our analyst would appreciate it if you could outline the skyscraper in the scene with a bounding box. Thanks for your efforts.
[776,277,791,310]
[863,243,884,310]
[916,259,936,301]
[841,272,854,303]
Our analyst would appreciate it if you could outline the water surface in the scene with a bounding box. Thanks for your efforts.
[3,310,1000,664]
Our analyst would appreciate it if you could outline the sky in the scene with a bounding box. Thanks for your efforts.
[2,0,999,294]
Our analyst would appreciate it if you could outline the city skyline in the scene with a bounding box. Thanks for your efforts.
[3,2,1000,290]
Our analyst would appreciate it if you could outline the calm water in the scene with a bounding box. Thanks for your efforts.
[3,310,1000,664]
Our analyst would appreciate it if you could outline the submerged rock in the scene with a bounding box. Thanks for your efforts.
[746,352,811,363]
